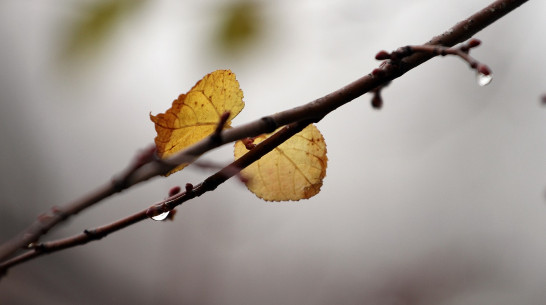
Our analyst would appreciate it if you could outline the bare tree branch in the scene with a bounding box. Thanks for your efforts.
[126,0,529,185]
[0,145,157,262]
[0,121,311,273]
[0,0,530,270]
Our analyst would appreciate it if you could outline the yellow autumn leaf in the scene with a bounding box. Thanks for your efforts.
[151,70,244,175]
[234,124,327,201]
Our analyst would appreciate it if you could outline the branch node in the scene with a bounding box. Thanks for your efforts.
[375,50,391,60]
[133,145,157,169]
[37,212,54,227]
[374,38,492,93]
[399,46,413,58]
[111,145,157,192]
[260,116,278,133]
[145,203,168,219]
[185,183,194,194]
[51,206,68,221]
[165,209,177,221]
[370,81,391,110]
[27,242,46,252]
[477,64,491,76]
[84,229,106,240]
[242,137,257,150]
[371,68,385,78]
[371,90,383,109]
[466,38,481,50]
[168,186,181,197]
[111,176,128,193]
[210,111,231,144]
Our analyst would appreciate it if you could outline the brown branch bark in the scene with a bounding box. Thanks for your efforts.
[0,121,311,273]
[0,0,530,271]
[127,0,530,185]
[0,145,157,262]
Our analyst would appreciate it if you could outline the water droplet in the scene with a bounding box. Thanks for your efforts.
[151,211,170,221]
[477,73,492,86]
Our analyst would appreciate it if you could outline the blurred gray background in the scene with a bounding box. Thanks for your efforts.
[1,0,545,304]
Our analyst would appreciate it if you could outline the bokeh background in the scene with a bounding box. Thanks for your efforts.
[1,0,545,304]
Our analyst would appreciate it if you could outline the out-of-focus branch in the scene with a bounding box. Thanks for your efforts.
[0,0,529,270]
[0,145,157,262]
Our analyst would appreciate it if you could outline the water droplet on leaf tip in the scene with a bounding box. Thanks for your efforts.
[477,73,492,86]
[151,211,170,221]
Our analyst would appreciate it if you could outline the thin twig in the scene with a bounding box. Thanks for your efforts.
[0,0,529,267]
[125,0,529,186]
[0,121,310,273]
[213,111,231,142]
[0,145,156,262]
[376,39,491,76]
[372,39,492,108]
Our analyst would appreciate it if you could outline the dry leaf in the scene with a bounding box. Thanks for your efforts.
[151,70,244,175]
[234,124,327,201]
